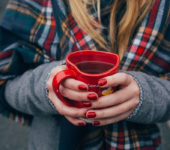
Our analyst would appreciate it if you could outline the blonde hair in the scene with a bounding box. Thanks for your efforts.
[68,0,154,59]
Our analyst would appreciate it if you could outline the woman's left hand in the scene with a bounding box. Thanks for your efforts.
[85,72,140,126]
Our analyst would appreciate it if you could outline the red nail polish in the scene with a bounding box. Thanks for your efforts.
[86,112,96,118]
[78,84,88,91]
[98,78,107,86]
[87,93,98,100]
[78,122,85,126]
[93,121,100,126]
[83,102,92,107]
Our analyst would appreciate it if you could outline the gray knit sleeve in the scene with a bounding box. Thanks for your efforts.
[125,71,170,124]
[4,61,65,115]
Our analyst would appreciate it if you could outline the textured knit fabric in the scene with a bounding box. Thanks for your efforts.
[0,0,169,149]
[4,61,64,116]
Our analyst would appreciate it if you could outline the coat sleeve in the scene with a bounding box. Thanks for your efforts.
[4,61,65,116]
[127,22,170,124]
[0,26,64,126]
[0,0,67,125]
[126,71,170,124]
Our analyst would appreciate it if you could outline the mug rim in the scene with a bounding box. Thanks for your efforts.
[66,50,120,78]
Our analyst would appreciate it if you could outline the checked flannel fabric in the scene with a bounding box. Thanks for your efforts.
[0,0,169,149]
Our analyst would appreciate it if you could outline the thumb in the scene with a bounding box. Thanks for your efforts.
[98,73,132,88]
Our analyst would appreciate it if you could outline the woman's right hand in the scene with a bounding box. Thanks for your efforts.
[46,65,98,126]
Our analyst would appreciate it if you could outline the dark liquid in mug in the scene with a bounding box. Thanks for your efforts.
[75,61,114,74]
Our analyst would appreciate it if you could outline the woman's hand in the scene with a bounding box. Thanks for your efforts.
[46,65,98,126]
[85,72,140,126]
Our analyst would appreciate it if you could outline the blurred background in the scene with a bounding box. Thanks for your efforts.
[0,1,170,150]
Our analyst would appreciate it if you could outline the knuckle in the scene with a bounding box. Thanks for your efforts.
[93,103,98,109]
[99,111,105,118]
[126,75,132,84]
[58,106,64,115]
[134,99,140,106]
[121,105,129,113]
[50,68,57,77]
[46,81,52,90]
[77,93,84,100]
[71,111,79,117]
[132,85,140,96]
[122,73,128,82]
[93,96,105,108]
[127,82,140,99]
[96,99,102,108]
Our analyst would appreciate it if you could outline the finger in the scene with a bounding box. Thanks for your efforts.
[65,116,87,126]
[98,73,132,88]
[59,85,98,102]
[86,98,139,119]
[48,90,87,117]
[47,65,67,91]
[92,84,138,109]
[91,109,134,126]
[62,78,88,91]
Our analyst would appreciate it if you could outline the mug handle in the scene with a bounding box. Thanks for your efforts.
[52,69,93,122]
[52,69,76,107]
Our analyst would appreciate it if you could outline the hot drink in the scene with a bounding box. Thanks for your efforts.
[53,50,120,108]
[75,61,114,74]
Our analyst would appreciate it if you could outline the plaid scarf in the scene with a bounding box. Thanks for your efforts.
[0,0,169,149]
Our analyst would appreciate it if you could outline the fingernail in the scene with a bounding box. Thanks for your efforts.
[98,78,107,86]
[93,121,100,126]
[78,122,85,126]
[83,102,92,107]
[86,112,96,118]
[78,84,88,91]
[87,93,98,100]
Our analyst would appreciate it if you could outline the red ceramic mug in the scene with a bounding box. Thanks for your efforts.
[52,50,120,108]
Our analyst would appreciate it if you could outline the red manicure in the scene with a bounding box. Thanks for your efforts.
[78,84,88,91]
[83,102,92,107]
[98,78,107,86]
[86,112,96,118]
[87,93,98,100]
[78,122,85,126]
[93,121,100,126]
